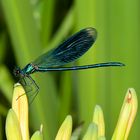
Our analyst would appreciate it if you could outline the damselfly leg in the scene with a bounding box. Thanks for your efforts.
[17,76,39,104]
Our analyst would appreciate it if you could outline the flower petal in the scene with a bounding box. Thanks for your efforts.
[6,109,22,140]
[55,115,72,140]
[31,124,43,140]
[92,105,105,137]
[83,123,98,140]
[12,83,29,140]
[112,88,138,140]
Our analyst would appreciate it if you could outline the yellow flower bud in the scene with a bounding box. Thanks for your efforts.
[12,83,29,140]
[83,123,98,140]
[31,124,43,140]
[5,109,22,140]
[92,105,105,137]
[55,115,72,140]
[112,88,138,140]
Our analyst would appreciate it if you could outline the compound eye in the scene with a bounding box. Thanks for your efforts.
[14,71,18,76]
[13,67,21,77]
[16,70,19,74]
[16,71,20,77]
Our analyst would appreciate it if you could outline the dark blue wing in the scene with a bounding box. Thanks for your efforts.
[33,27,97,68]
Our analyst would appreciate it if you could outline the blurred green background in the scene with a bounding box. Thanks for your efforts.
[0,0,139,139]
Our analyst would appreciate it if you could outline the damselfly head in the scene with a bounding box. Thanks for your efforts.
[13,67,23,77]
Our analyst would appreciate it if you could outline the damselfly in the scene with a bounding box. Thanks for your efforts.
[14,27,124,100]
